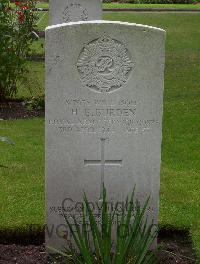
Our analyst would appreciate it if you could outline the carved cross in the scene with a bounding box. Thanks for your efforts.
[84,138,122,200]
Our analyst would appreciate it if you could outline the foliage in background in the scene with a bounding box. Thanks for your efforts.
[0,0,38,100]
[57,186,158,264]
[23,94,45,110]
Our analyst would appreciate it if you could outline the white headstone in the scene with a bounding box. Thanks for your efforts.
[49,0,102,26]
[46,21,165,250]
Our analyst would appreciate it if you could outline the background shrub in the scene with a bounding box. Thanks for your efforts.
[0,0,38,101]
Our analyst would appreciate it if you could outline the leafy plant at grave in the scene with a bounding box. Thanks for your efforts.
[24,94,45,110]
[55,186,158,263]
[0,0,38,100]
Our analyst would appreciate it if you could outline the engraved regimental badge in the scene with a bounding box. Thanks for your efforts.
[77,36,133,93]
[62,2,88,23]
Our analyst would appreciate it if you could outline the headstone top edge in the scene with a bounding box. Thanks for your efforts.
[45,20,166,34]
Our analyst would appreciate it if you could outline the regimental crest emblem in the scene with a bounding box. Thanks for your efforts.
[62,2,88,23]
[77,36,133,93]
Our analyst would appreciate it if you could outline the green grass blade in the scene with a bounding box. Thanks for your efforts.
[82,202,90,250]
[136,224,158,264]
[65,217,82,252]
[119,197,151,262]
[101,186,112,263]
[115,189,136,263]
[72,216,93,264]
[83,192,104,260]
[65,215,93,264]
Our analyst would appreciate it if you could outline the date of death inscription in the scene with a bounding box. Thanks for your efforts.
[48,98,160,135]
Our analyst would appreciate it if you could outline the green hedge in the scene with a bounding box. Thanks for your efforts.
[103,0,197,3]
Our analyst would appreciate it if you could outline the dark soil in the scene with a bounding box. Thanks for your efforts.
[0,244,46,264]
[28,55,45,62]
[0,101,44,120]
[158,229,196,264]
[0,230,196,264]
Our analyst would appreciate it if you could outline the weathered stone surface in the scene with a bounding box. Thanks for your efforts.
[49,0,102,25]
[45,21,165,250]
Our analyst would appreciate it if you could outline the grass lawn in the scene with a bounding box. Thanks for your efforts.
[15,61,45,100]
[103,3,200,9]
[12,2,200,9]
[0,119,45,230]
[1,12,200,261]
[29,38,45,57]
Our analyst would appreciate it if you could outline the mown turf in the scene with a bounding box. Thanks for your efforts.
[29,38,45,57]
[0,119,45,230]
[106,14,200,259]
[11,2,200,9]
[17,61,45,99]
[103,3,200,9]
[1,12,200,262]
